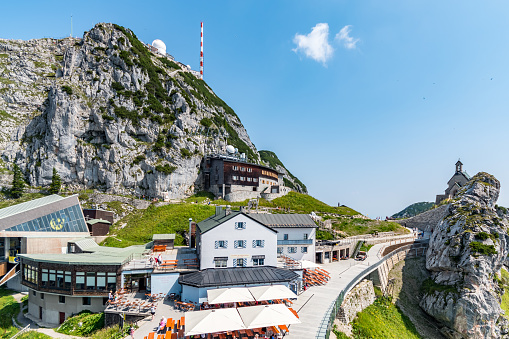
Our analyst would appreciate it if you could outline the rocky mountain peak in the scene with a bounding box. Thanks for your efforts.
[421,172,509,338]
[0,23,306,198]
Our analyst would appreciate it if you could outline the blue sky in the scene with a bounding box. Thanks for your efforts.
[2,1,509,217]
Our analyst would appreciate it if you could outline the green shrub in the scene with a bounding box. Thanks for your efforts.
[55,311,104,336]
[114,106,138,124]
[118,50,133,67]
[158,57,181,70]
[200,117,212,128]
[132,155,146,165]
[79,193,89,201]
[180,148,192,158]
[102,114,115,121]
[155,164,177,175]
[421,278,458,295]
[61,85,73,95]
[111,82,124,91]
[469,241,497,255]
[316,229,334,240]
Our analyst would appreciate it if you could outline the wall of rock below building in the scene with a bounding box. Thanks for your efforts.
[394,204,449,232]
[338,279,376,324]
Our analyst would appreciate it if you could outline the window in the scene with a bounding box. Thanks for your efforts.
[235,222,246,230]
[240,177,245,181]
[86,272,96,290]
[283,234,289,240]
[253,178,258,182]
[232,175,238,180]
[214,257,228,268]
[301,247,308,253]
[82,297,91,306]
[76,272,85,290]
[97,272,106,290]
[59,296,65,304]
[48,270,56,288]
[215,240,228,249]
[247,168,252,172]
[240,167,245,171]
[233,166,238,170]
[23,263,38,284]
[252,240,264,248]
[32,291,36,297]
[40,293,44,300]
[277,247,283,254]
[288,247,297,254]
[234,258,247,267]
[253,258,265,266]
[304,233,308,240]
[234,240,246,248]
[247,177,252,182]
[107,273,117,290]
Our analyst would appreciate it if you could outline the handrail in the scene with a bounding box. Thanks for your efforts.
[10,324,30,339]
[315,242,427,338]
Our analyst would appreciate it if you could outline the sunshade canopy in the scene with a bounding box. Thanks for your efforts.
[248,284,297,301]
[300,259,322,269]
[237,304,301,329]
[207,287,256,304]
[185,308,246,336]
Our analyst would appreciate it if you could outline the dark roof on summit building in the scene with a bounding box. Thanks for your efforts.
[178,266,299,288]
[249,214,317,228]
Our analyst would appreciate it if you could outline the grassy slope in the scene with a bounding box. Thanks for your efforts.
[55,311,104,336]
[0,288,20,339]
[500,268,509,313]
[102,203,215,248]
[332,218,408,237]
[350,297,421,339]
[0,192,48,209]
[258,150,307,192]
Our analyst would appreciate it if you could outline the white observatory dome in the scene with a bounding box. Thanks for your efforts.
[152,39,166,55]
[226,145,236,154]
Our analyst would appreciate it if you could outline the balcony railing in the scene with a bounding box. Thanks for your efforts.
[278,239,313,245]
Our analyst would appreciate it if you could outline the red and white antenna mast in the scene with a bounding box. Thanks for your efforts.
[200,22,204,79]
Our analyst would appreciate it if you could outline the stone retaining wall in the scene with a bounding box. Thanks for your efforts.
[337,279,376,324]
[394,204,449,232]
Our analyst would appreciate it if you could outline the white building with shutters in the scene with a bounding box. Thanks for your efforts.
[195,208,278,270]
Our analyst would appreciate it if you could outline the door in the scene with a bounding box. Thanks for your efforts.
[39,306,42,320]
[346,248,350,258]
[59,312,65,324]
[138,278,146,291]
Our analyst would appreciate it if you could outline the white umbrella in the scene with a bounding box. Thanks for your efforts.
[185,308,246,336]
[300,259,321,269]
[249,285,297,301]
[207,287,255,304]
[237,304,301,329]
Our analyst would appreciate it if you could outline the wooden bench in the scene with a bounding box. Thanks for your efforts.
[153,245,167,252]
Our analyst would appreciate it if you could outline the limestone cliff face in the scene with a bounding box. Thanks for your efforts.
[0,23,305,198]
[420,172,509,338]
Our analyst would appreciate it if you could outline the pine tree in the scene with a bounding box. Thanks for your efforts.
[11,164,25,198]
[49,168,61,194]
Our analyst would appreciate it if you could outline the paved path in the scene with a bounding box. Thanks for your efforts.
[287,243,386,338]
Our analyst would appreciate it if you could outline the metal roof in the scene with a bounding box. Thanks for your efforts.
[0,194,65,220]
[197,211,243,233]
[19,245,146,265]
[249,214,317,228]
[153,234,176,240]
[178,266,299,288]
[70,238,100,251]
[86,218,111,225]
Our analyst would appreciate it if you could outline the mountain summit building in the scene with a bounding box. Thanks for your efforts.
[436,160,471,204]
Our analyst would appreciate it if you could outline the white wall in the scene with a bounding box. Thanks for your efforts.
[276,227,316,262]
[199,214,278,270]
[28,289,105,325]
[150,272,181,296]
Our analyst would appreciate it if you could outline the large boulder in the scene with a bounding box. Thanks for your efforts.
[421,172,509,338]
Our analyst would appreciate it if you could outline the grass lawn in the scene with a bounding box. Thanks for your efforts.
[17,332,52,339]
[333,218,408,237]
[500,268,509,313]
[351,297,421,339]
[0,288,21,339]
[0,192,48,210]
[102,203,215,247]
[55,311,104,336]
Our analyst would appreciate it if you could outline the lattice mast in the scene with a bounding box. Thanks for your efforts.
[200,22,204,79]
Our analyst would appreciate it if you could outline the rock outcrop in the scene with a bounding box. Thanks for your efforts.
[420,172,509,338]
[0,23,305,199]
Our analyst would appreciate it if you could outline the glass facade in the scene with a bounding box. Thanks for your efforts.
[4,204,88,233]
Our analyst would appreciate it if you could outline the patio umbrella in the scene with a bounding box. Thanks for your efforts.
[300,259,322,269]
[248,285,297,301]
[185,308,246,336]
[237,304,301,329]
[207,287,255,304]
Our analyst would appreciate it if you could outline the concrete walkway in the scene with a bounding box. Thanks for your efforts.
[287,243,387,338]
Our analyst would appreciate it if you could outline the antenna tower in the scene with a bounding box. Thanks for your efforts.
[200,22,204,79]
[71,15,73,38]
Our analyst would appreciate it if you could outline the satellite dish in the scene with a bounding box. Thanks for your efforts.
[226,145,235,154]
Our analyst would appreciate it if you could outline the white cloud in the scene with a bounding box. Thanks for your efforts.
[335,25,359,49]
[292,23,334,64]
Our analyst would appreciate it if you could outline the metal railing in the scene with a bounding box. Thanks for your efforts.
[315,242,425,338]
[10,324,30,339]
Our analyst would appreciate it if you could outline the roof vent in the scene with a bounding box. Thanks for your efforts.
[215,206,222,216]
